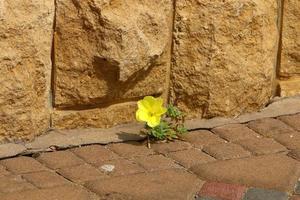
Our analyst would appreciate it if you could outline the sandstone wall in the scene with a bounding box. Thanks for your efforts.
[0,0,54,141]
[0,0,299,140]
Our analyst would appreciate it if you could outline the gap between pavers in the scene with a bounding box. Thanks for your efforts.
[0,96,299,159]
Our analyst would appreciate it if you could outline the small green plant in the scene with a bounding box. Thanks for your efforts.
[136,96,188,148]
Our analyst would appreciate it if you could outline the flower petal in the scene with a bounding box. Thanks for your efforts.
[136,109,150,122]
[147,116,161,128]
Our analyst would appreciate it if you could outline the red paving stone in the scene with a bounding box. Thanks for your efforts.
[108,142,155,158]
[151,141,192,154]
[0,156,48,174]
[212,124,261,142]
[36,151,84,169]
[203,143,251,160]
[133,155,180,171]
[278,114,300,131]
[199,182,247,200]
[72,145,119,164]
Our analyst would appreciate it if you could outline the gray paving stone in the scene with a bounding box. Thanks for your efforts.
[242,188,288,200]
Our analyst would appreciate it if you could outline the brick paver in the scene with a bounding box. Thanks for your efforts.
[151,141,192,154]
[0,175,36,193]
[203,143,251,160]
[274,133,300,150]
[108,142,155,158]
[168,148,216,168]
[95,158,145,176]
[1,112,300,199]
[182,130,227,149]
[72,145,119,164]
[85,169,203,200]
[190,154,300,192]
[212,124,260,142]
[22,171,70,188]
[57,163,106,183]
[36,151,84,169]
[247,118,296,137]
[242,188,288,200]
[198,182,247,200]
[133,155,180,171]
[0,156,48,174]
[236,138,287,155]
[278,114,300,131]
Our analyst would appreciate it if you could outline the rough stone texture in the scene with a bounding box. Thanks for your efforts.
[0,0,54,140]
[52,102,138,129]
[54,0,173,108]
[243,188,288,200]
[168,149,216,168]
[279,79,300,97]
[198,182,247,200]
[280,0,300,78]
[235,138,287,155]
[212,124,260,142]
[85,169,203,200]
[171,0,278,119]
[288,149,300,161]
[0,143,26,159]
[191,154,300,192]
[0,165,10,177]
[203,143,251,160]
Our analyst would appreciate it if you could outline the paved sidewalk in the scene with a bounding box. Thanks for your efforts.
[0,113,299,200]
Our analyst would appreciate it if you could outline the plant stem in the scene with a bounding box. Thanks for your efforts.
[147,135,151,149]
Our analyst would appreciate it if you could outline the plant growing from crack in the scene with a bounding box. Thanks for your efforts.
[136,96,188,148]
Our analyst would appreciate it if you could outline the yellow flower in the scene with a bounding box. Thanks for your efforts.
[136,96,167,128]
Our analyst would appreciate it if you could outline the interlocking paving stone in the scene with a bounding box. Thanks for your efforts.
[108,142,155,158]
[212,124,260,142]
[0,156,48,174]
[235,138,287,155]
[0,165,10,177]
[168,149,216,168]
[85,169,203,200]
[242,188,288,200]
[190,154,300,192]
[288,149,300,161]
[72,145,119,164]
[203,143,251,160]
[0,185,99,200]
[290,196,300,200]
[274,133,300,150]
[57,163,106,183]
[278,114,300,131]
[133,155,180,171]
[36,150,84,169]
[95,159,145,176]
[182,130,227,149]
[22,171,70,188]
[196,197,221,200]
[198,182,247,200]
[0,175,36,193]
[151,141,192,154]
[247,118,296,137]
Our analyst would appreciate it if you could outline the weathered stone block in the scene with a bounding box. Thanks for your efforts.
[54,0,173,108]
[0,0,54,139]
[171,0,278,118]
[280,0,300,77]
[279,78,300,97]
